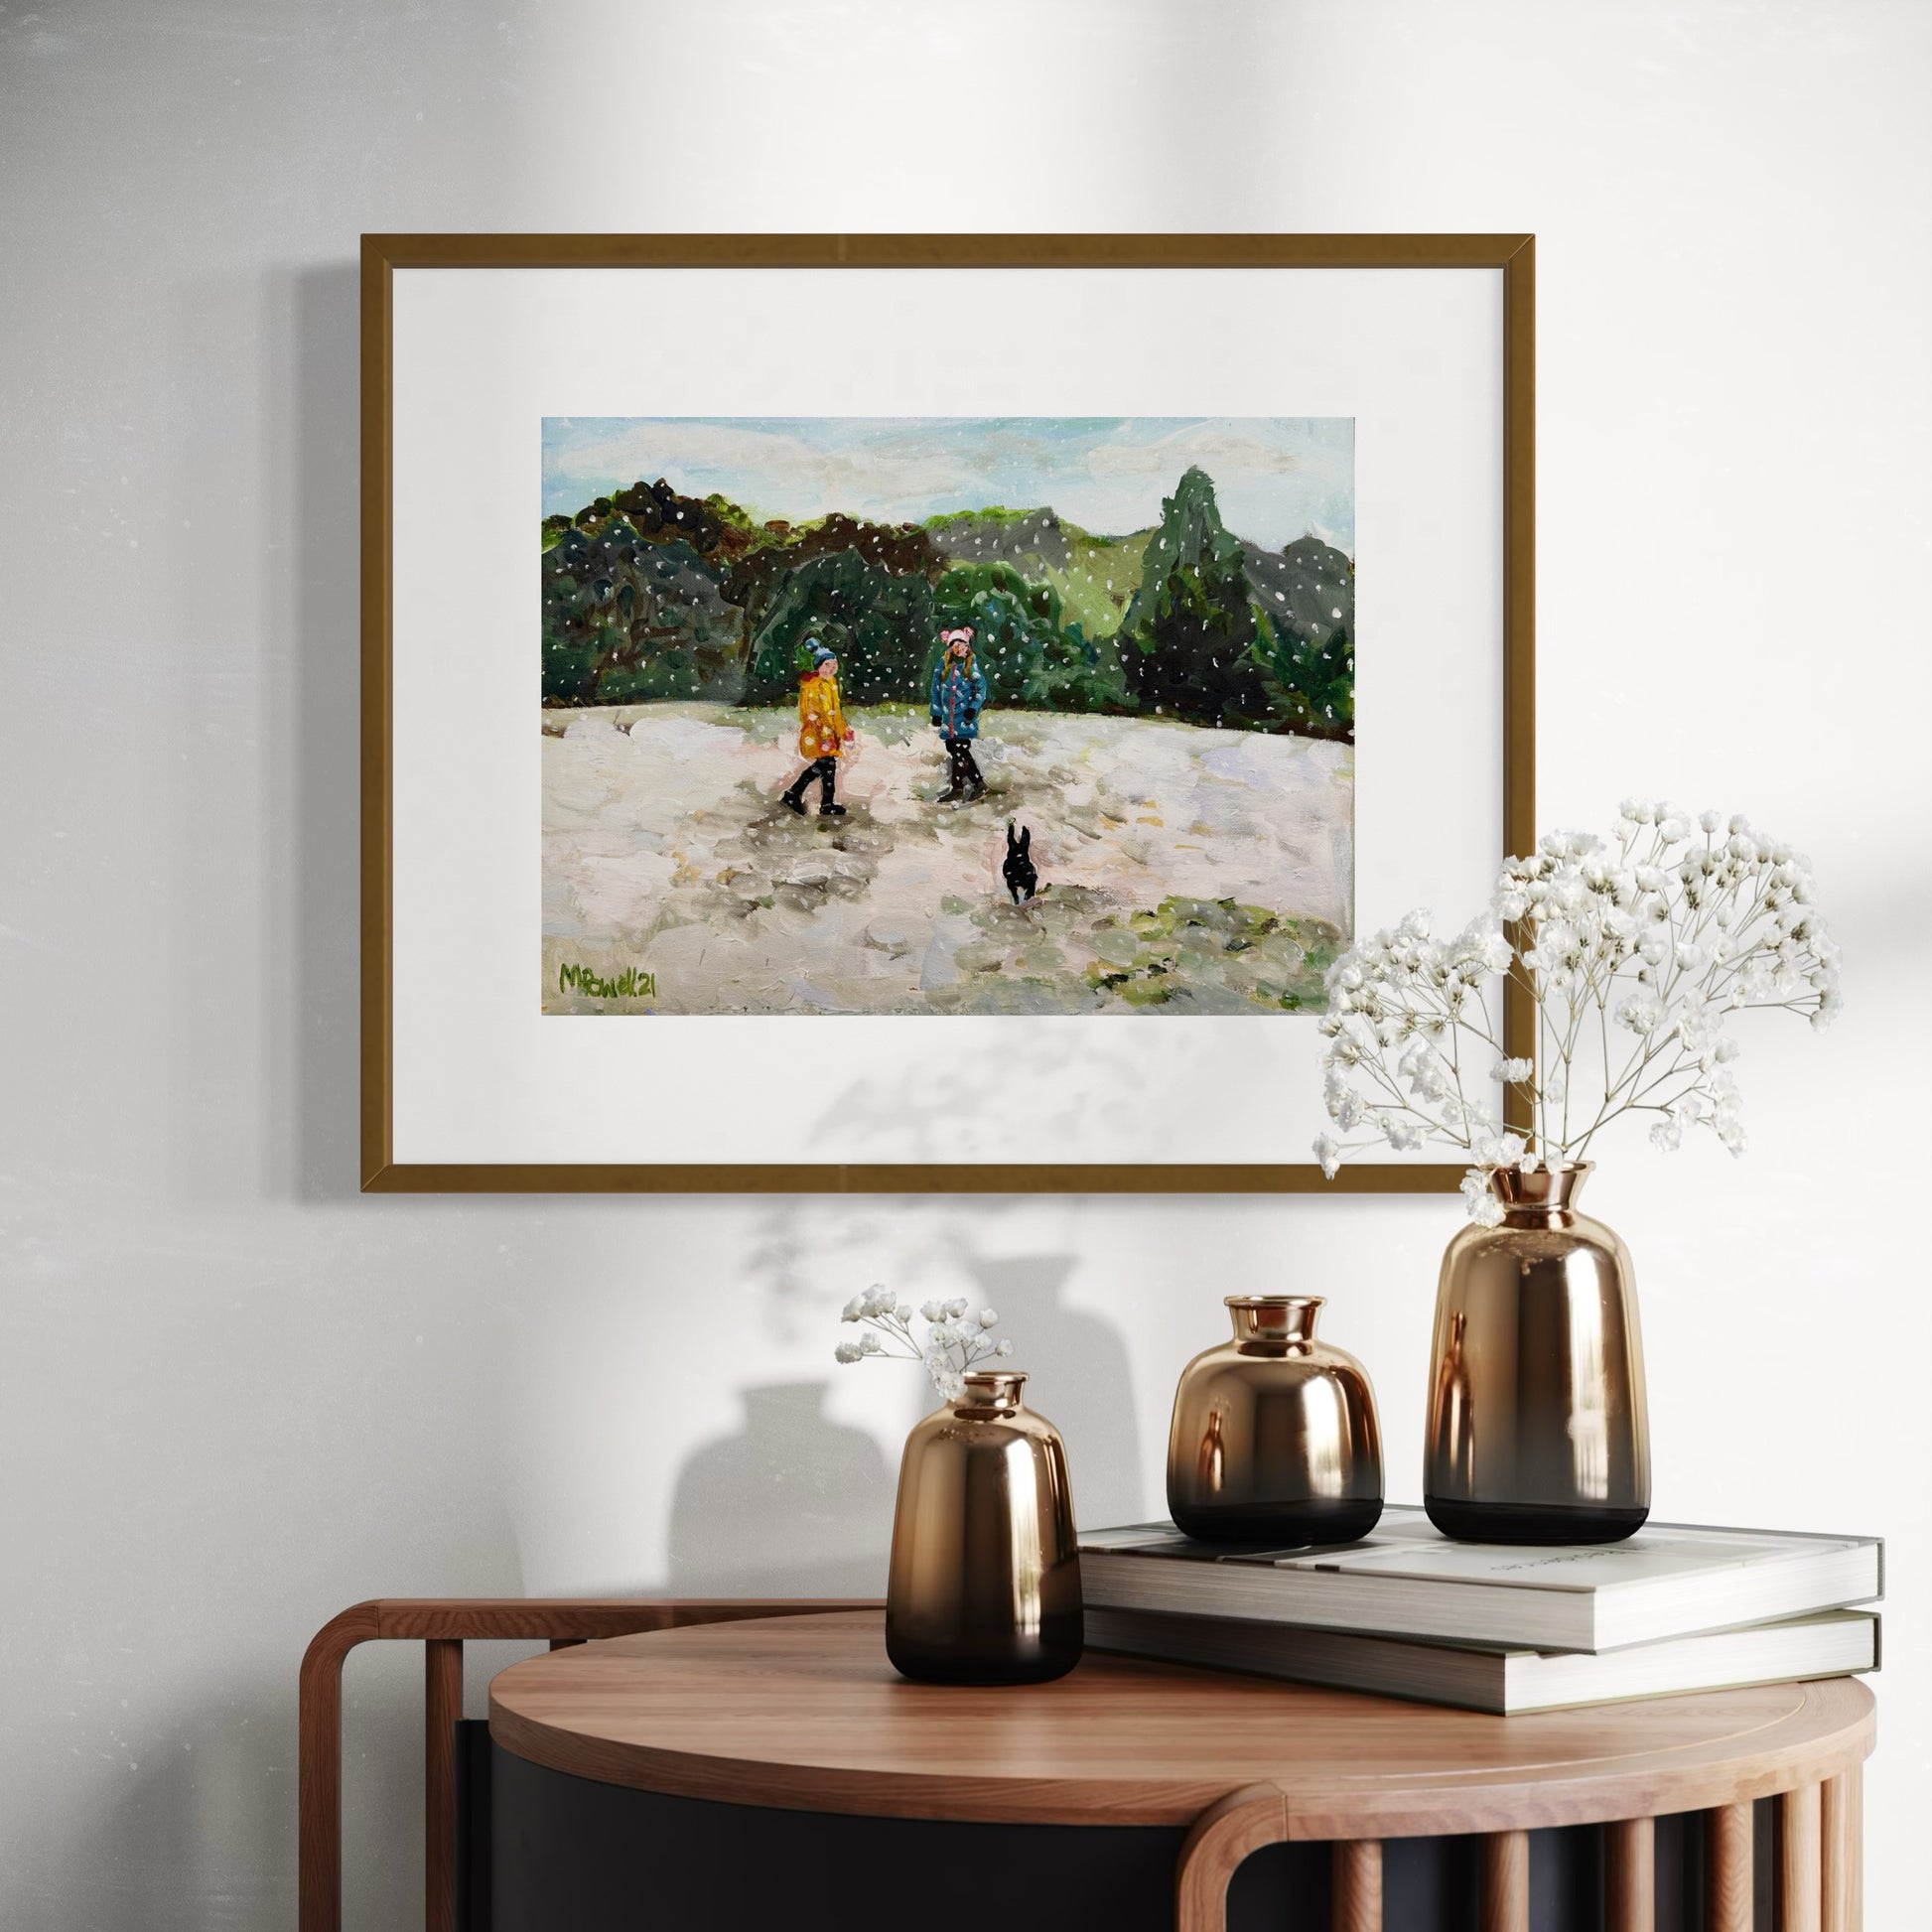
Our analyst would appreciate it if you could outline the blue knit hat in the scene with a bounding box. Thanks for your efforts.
[811,643,837,667]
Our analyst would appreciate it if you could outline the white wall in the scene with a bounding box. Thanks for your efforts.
[2,2,1927,1924]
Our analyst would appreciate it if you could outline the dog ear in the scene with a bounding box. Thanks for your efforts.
[1020,826,1031,853]
[1007,822,1018,848]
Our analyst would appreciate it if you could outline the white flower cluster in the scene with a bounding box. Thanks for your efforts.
[1314,805,1840,1215]
[834,1285,1013,1400]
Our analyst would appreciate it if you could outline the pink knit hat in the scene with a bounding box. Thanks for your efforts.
[940,626,975,647]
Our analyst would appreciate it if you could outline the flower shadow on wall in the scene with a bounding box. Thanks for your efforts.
[956,1253,1145,1532]
[651,1204,1147,1599]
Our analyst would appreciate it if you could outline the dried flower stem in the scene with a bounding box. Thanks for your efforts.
[834,1287,1014,1399]
[1313,804,1841,1221]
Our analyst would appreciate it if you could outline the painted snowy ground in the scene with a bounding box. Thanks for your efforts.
[542,703,1353,1016]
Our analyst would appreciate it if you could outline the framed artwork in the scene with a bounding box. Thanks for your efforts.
[361,234,1534,1193]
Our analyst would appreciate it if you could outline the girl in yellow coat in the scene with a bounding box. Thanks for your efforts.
[780,644,855,817]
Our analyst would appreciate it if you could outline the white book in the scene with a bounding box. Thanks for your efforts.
[1077,1507,1883,1653]
[1084,1605,1879,1716]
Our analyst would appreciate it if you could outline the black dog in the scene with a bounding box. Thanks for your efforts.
[1002,822,1038,902]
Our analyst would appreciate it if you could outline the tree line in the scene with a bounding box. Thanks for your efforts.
[540,466,1353,740]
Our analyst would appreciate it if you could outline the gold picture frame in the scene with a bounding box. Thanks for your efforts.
[361,233,1535,1193]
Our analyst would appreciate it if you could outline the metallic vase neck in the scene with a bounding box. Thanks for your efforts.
[954,1370,1027,1415]
[1490,1162,1593,1221]
[1225,1296,1323,1346]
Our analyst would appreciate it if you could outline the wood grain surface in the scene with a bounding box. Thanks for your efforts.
[1331,1839,1383,1932]
[1604,1815,1654,1932]
[1478,1830,1529,1932]
[1781,1782,1823,1932]
[1173,1785,1286,1932]
[1708,1800,1755,1932]
[423,1640,462,1932]
[485,1609,1873,1838]
[1822,1766,1861,1932]
[299,1597,871,1932]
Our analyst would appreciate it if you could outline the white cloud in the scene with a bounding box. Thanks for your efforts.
[544,416,1355,551]
[1085,420,1311,482]
[549,420,994,523]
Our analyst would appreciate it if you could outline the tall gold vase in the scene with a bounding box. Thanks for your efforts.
[1425,1163,1650,1545]
[885,1371,1083,1685]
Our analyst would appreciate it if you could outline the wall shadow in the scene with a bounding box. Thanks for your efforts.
[667,1379,896,1597]
[276,260,364,1202]
[170,258,362,1206]
[959,1252,1148,1530]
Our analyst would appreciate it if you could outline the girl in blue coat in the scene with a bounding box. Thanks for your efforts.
[929,626,989,803]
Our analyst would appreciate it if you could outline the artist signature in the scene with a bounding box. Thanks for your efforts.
[558,962,656,999]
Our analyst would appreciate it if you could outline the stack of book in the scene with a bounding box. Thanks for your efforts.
[1077,1507,1881,1715]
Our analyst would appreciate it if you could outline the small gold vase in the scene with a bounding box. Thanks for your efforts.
[1425,1163,1650,1545]
[1166,1297,1383,1544]
[885,1371,1083,1685]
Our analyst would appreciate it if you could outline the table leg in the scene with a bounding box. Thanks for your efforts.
[1605,1816,1654,1932]
[424,1639,463,1932]
[298,1602,381,1932]
[1821,1763,1861,1932]
[1173,1784,1287,1932]
[1332,1839,1381,1932]
[1781,1782,1822,1932]
[1479,1830,1529,1932]
[1709,1802,1753,1932]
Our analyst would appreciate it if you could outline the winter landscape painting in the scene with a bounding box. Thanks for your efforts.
[541,418,1355,1017]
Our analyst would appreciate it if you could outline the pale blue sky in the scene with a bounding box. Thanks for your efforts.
[542,416,1355,554]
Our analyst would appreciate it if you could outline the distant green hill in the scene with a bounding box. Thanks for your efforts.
[541,470,1351,739]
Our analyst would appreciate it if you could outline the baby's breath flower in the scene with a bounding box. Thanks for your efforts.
[1472,1132,1527,1172]
[1460,1171,1506,1226]
[833,1286,1017,1398]
[1314,804,1838,1208]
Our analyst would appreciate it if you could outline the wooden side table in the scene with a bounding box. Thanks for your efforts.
[489,1609,1871,1932]
[300,1598,1872,1932]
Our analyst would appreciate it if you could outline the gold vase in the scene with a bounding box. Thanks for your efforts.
[1425,1163,1650,1545]
[1166,1297,1383,1544]
[885,1371,1083,1685]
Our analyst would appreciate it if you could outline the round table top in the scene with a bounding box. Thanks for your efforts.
[487,1610,1873,1837]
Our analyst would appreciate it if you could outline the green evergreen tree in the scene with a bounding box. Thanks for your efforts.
[1115,468,1275,730]
[743,550,935,706]
[1246,535,1355,740]
[540,520,744,705]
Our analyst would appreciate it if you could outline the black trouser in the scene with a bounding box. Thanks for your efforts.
[782,757,838,809]
[944,737,983,791]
